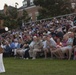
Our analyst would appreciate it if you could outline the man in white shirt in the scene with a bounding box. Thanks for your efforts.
[43,34,57,59]
[29,36,43,59]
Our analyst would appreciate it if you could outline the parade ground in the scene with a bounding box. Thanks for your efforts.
[1,57,76,75]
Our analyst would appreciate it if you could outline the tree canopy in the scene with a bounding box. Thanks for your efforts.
[3,6,18,29]
[0,4,30,29]
[34,0,73,19]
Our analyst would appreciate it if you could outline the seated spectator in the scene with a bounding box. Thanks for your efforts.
[43,34,57,59]
[56,38,63,48]
[29,36,43,59]
[10,39,21,57]
[3,41,12,57]
[16,43,29,58]
[73,32,76,60]
[16,36,32,59]
[56,28,64,41]
[42,35,47,59]
[52,32,74,60]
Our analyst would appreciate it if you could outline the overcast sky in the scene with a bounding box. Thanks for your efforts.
[0,0,23,10]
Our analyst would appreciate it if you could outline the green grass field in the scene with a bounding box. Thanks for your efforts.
[1,57,76,75]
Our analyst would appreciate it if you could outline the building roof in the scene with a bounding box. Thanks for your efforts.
[0,6,16,14]
[0,6,16,19]
[0,5,16,12]
[18,5,35,10]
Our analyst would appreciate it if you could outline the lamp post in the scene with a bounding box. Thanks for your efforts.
[15,2,19,8]
[0,27,8,34]
[5,27,8,31]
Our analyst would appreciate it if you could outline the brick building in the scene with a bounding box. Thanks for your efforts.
[18,0,39,21]
[0,0,76,28]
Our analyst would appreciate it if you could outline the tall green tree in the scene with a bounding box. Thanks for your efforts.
[22,10,30,22]
[34,0,73,19]
[0,13,5,19]
[0,4,30,29]
[3,6,19,29]
[8,7,18,19]
[17,9,30,27]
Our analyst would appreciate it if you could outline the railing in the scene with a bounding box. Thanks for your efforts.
[25,13,76,25]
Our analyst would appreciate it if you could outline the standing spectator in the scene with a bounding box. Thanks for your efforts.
[0,42,5,73]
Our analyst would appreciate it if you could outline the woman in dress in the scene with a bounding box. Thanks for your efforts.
[0,42,5,73]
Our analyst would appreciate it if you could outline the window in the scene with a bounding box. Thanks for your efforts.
[30,0,34,5]
[71,3,76,9]
[23,1,27,7]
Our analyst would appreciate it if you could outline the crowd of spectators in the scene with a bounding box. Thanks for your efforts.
[0,14,76,60]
